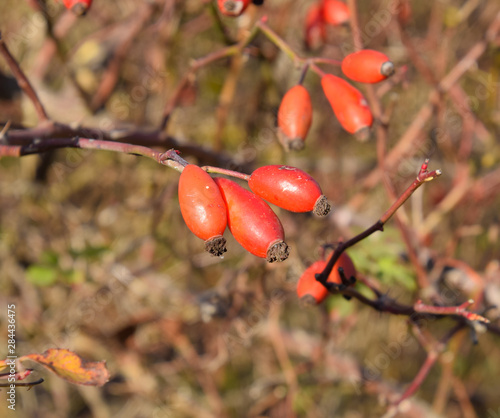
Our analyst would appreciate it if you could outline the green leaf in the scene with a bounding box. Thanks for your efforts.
[26,265,58,287]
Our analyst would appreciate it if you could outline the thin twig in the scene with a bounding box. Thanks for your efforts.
[316,159,441,285]
[0,32,49,123]
[159,19,262,130]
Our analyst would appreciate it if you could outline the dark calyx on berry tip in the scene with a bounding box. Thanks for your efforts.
[279,132,305,152]
[354,126,371,142]
[381,61,395,77]
[223,1,240,12]
[266,241,290,263]
[313,195,331,217]
[72,3,88,16]
[299,294,321,307]
[205,236,227,257]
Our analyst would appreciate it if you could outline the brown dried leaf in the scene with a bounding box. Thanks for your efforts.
[21,349,109,386]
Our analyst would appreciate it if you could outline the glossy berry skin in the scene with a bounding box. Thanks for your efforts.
[322,0,350,26]
[321,74,373,136]
[342,50,395,83]
[248,165,331,216]
[217,0,252,16]
[297,260,329,304]
[178,165,227,256]
[277,85,313,151]
[214,178,289,262]
[63,0,92,15]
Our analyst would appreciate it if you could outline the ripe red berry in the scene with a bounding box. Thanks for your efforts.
[277,85,313,151]
[342,50,395,83]
[297,252,357,305]
[214,178,289,262]
[248,165,331,216]
[321,74,373,138]
[63,0,92,15]
[328,252,357,285]
[178,165,227,256]
[304,2,327,49]
[217,0,252,16]
[297,260,329,304]
[322,0,350,26]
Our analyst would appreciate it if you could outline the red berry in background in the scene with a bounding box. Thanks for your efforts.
[63,0,92,15]
[342,50,395,83]
[217,0,252,16]
[297,260,329,304]
[329,252,357,285]
[322,0,350,26]
[296,252,357,305]
[396,0,412,27]
[214,178,289,262]
[277,85,313,151]
[248,165,331,216]
[178,165,227,256]
[321,74,373,139]
[304,2,327,50]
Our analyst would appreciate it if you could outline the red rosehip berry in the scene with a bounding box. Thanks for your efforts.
[63,0,92,15]
[214,178,289,262]
[297,260,329,304]
[178,165,227,256]
[328,252,357,285]
[322,0,350,26]
[217,0,252,16]
[297,252,357,305]
[277,85,313,151]
[304,2,327,49]
[248,165,331,216]
[342,50,395,83]
[321,74,373,138]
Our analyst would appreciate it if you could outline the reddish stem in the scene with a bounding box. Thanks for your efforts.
[0,32,49,123]
[414,299,489,323]
[201,166,250,181]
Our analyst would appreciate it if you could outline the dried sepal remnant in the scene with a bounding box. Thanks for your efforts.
[217,0,252,16]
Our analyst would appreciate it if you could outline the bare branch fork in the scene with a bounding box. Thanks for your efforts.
[316,159,441,286]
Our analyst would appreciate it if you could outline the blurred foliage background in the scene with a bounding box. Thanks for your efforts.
[1,0,500,417]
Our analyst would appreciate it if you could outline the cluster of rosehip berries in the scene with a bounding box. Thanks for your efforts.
[305,0,350,49]
[177,163,330,263]
[217,0,395,146]
[278,49,395,149]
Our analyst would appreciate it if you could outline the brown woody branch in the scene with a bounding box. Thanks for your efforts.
[0,122,247,170]
[0,32,49,123]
